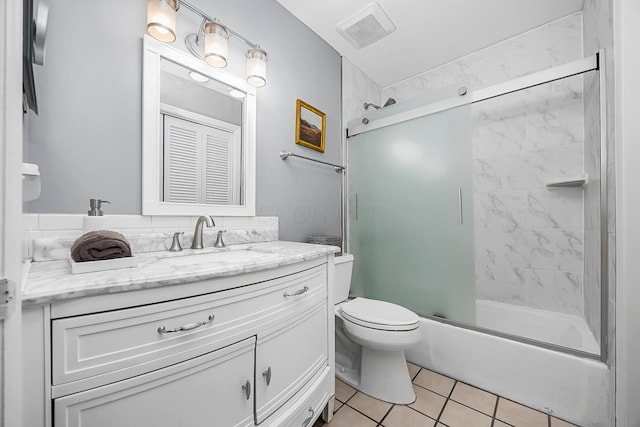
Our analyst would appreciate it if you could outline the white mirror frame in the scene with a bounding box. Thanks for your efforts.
[142,35,257,216]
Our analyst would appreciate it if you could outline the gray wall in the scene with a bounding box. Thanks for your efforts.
[25,0,342,243]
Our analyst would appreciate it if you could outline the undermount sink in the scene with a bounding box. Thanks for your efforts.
[165,248,280,266]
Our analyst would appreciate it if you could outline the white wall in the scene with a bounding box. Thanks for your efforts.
[24,0,343,243]
[614,0,640,423]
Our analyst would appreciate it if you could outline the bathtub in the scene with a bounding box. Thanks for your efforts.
[406,315,611,426]
[475,299,600,354]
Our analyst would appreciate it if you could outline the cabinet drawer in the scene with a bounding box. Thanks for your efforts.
[256,302,328,424]
[267,367,332,427]
[54,337,256,427]
[52,265,326,392]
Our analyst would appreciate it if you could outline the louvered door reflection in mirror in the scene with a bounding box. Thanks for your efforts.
[142,36,256,216]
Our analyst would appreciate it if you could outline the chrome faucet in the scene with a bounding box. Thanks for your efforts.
[191,216,215,249]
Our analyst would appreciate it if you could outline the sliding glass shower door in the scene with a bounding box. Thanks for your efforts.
[347,104,475,324]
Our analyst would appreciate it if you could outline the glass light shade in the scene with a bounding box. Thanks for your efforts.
[147,0,178,43]
[204,22,229,68]
[188,71,209,83]
[246,48,267,87]
[228,88,246,98]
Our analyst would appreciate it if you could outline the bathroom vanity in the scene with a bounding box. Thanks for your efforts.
[21,242,336,427]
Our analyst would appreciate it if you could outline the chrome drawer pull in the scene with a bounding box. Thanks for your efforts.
[157,314,215,334]
[263,366,272,386]
[242,380,251,400]
[302,407,315,427]
[283,286,309,298]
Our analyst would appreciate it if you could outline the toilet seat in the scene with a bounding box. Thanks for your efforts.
[340,297,419,331]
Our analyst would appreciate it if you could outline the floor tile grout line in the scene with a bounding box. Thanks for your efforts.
[344,400,387,425]
[412,380,452,399]
[434,379,458,423]
[377,403,395,426]
[490,395,500,426]
[404,405,438,426]
[447,394,500,419]
[408,363,421,381]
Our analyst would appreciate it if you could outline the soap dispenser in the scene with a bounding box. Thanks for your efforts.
[82,199,111,232]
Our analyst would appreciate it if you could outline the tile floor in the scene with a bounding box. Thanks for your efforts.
[314,363,579,427]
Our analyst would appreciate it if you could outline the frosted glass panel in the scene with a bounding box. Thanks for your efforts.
[348,104,475,324]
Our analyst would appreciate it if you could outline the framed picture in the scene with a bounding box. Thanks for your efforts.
[295,99,326,153]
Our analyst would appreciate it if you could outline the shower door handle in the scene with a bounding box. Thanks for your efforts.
[355,193,358,221]
[458,188,463,225]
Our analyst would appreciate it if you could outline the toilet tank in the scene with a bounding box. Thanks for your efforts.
[334,253,354,304]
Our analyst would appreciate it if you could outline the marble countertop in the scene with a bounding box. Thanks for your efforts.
[23,241,339,305]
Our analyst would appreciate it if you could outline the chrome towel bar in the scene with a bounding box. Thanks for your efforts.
[279,151,345,173]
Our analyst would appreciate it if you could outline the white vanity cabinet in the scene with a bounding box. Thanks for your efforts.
[54,337,257,427]
[255,303,328,424]
[23,256,336,427]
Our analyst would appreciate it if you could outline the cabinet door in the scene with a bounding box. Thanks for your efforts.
[255,303,328,424]
[54,337,255,427]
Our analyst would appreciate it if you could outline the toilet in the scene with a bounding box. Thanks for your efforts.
[334,253,421,404]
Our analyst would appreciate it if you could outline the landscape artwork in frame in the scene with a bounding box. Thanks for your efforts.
[295,99,326,153]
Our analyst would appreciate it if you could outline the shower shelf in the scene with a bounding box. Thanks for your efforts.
[545,174,588,188]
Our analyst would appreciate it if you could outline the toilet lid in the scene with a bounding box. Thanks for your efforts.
[340,298,420,331]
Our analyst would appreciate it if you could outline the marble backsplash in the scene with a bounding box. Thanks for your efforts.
[22,214,279,262]
[383,13,586,317]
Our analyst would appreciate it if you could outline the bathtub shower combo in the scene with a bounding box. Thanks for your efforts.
[345,52,609,425]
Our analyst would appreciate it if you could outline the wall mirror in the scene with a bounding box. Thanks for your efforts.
[142,35,256,216]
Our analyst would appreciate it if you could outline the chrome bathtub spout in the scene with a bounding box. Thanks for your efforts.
[191,215,215,249]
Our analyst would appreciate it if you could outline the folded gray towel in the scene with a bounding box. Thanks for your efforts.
[70,230,132,262]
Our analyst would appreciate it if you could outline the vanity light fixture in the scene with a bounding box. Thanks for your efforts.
[147,0,268,87]
[204,21,229,67]
[246,48,268,88]
[146,0,179,43]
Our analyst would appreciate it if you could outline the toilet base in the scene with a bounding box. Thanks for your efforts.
[359,347,415,404]
[335,361,360,390]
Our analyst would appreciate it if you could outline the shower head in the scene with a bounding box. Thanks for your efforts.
[364,102,381,110]
[383,97,396,107]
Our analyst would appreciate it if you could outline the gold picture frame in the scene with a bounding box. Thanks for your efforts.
[295,99,326,153]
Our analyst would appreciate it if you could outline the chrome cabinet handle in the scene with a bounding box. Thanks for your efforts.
[242,380,251,400]
[302,407,315,427]
[283,286,309,298]
[157,314,215,334]
[263,366,272,386]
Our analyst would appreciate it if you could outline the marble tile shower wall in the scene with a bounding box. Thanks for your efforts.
[342,57,383,125]
[384,13,586,316]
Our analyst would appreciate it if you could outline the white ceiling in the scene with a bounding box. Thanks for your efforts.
[276,0,585,87]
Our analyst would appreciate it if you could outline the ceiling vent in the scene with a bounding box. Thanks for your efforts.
[337,2,396,49]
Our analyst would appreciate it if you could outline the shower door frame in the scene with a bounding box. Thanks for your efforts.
[344,51,609,362]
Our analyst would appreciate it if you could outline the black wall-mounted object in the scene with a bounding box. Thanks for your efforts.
[23,0,38,114]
